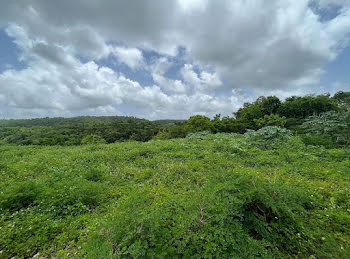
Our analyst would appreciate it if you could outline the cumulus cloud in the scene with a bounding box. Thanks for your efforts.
[111,46,144,69]
[149,57,187,94]
[181,64,222,92]
[2,0,349,86]
[0,0,349,119]
[0,25,244,119]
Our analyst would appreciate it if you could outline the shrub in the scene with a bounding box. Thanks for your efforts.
[84,167,104,182]
[45,181,104,211]
[83,174,317,258]
[186,131,211,140]
[244,126,293,149]
[0,181,40,212]
[301,134,336,148]
[254,114,287,128]
[302,111,350,146]
[81,135,107,145]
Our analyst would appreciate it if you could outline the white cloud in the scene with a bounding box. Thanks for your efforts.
[111,46,144,69]
[0,0,350,119]
[181,64,222,92]
[150,57,187,94]
[2,1,349,88]
[0,25,242,119]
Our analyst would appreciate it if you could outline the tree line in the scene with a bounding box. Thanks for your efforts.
[0,116,183,145]
[0,91,349,147]
[155,91,350,147]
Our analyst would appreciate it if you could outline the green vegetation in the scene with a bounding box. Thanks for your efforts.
[0,91,349,257]
[153,92,350,149]
[0,116,183,146]
[1,132,349,258]
[1,92,349,147]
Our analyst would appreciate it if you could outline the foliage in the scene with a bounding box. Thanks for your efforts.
[0,180,41,212]
[300,134,336,149]
[254,114,287,128]
[212,115,250,134]
[0,92,348,144]
[186,115,213,133]
[302,110,350,145]
[152,123,189,140]
[244,126,293,149]
[235,96,281,120]
[165,93,346,139]
[81,134,107,144]
[186,130,211,140]
[0,116,183,145]
[333,91,350,109]
[277,94,339,119]
[0,135,349,257]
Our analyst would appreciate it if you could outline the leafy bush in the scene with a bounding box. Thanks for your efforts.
[186,131,211,140]
[302,110,350,146]
[81,134,107,144]
[277,95,339,119]
[244,126,293,149]
[186,115,213,133]
[301,134,336,148]
[39,180,105,216]
[84,167,104,182]
[0,181,41,212]
[254,114,287,128]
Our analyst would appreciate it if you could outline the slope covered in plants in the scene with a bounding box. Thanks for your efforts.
[0,132,349,258]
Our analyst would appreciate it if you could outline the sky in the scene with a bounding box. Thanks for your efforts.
[0,0,349,120]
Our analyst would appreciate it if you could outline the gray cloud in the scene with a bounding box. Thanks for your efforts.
[0,26,244,119]
[0,0,349,119]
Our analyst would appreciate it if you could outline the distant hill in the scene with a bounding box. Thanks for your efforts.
[0,116,184,145]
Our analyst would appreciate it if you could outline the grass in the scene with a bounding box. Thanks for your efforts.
[0,133,349,258]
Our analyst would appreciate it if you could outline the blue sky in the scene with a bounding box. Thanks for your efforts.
[0,29,26,72]
[0,0,349,119]
[323,44,350,86]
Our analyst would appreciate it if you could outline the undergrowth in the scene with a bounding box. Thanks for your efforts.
[0,133,349,258]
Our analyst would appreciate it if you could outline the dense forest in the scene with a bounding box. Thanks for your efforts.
[1,91,349,147]
[155,91,350,147]
[0,116,183,145]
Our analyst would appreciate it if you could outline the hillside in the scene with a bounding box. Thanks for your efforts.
[1,133,349,258]
[0,116,184,145]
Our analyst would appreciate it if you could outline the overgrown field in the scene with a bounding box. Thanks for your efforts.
[0,133,349,258]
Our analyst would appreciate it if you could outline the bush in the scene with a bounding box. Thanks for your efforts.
[40,180,105,216]
[83,174,317,258]
[186,131,211,140]
[81,134,107,145]
[84,167,104,182]
[244,126,293,149]
[254,114,287,128]
[0,181,41,212]
[302,111,350,146]
[301,134,336,148]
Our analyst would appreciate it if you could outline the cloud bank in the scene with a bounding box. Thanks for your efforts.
[0,0,349,119]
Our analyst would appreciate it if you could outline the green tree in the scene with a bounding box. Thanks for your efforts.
[277,95,338,119]
[254,114,287,128]
[333,91,350,105]
[186,115,213,133]
[257,96,281,115]
[302,110,350,145]
[333,91,350,111]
